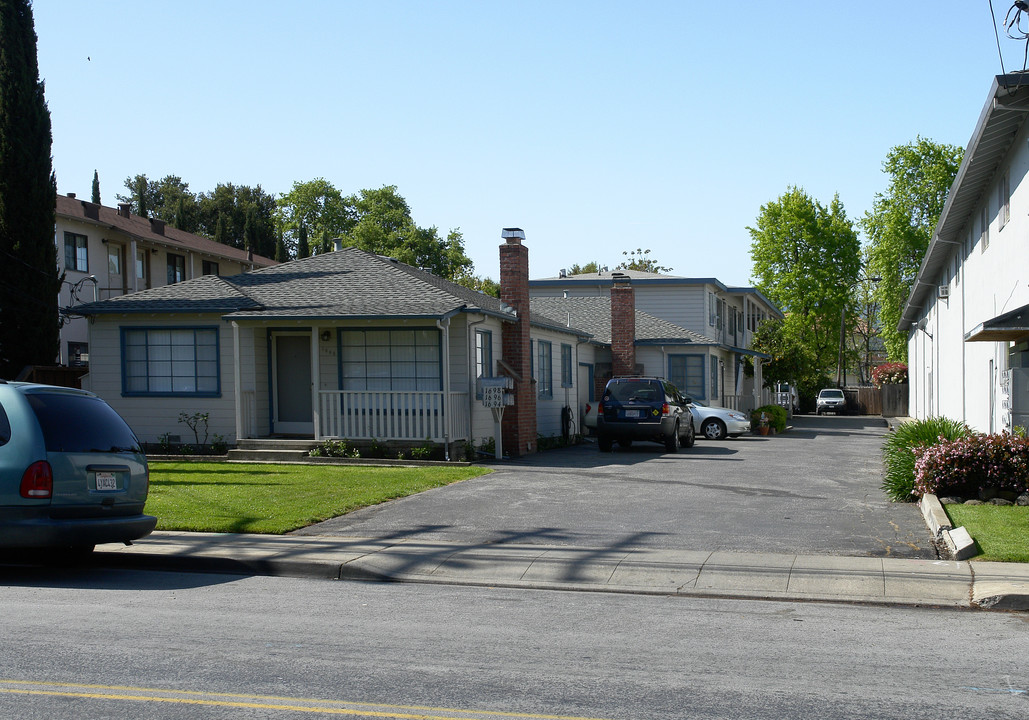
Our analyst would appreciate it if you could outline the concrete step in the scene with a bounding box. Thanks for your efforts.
[235,439,320,451]
[227,448,311,463]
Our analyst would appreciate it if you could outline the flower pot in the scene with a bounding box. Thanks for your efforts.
[757,426,770,436]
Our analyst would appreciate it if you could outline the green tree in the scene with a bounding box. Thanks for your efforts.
[862,137,963,361]
[616,248,671,273]
[567,261,600,275]
[91,169,100,204]
[749,187,861,382]
[0,0,59,377]
[337,186,473,280]
[275,178,352,256]
[275,227,287,262]
[196,183,276,257]
[297,223,309,259]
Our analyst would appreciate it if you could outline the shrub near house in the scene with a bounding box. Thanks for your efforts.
[914,432,1029,500]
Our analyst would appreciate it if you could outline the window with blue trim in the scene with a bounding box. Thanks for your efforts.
[122,327,220,396]
[340,328,441,391]
[561,344,573,387]
[538,340,553,398]
[669,354,704,400]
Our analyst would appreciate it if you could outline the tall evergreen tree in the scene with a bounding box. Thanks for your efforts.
[0,0,60,377]
[275,227,287,262]
[91,169,100,204]
[297,223,310,259]
[135,174,148,217]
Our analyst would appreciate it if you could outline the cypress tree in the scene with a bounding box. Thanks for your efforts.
[275,227,287,262]
[91,169,100,204]
[297,223,310,259]
[0,0,59,377]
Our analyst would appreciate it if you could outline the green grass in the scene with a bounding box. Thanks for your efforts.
[944,504,1029,563]
[145,462,490,534]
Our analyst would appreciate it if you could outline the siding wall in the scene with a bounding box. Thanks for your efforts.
[908,113,1029,432]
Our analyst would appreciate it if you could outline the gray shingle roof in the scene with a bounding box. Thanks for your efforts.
[73,246,518,321]
[529,297,711,346]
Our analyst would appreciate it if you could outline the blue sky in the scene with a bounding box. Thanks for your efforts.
[33,1,1026,286]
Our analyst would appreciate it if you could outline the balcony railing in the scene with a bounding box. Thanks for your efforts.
[317,390,469,442]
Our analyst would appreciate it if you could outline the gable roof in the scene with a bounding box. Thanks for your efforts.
[56,194,277,269]
[901,73,1029,331]
[529,296,711,346]
[73,246,531,324]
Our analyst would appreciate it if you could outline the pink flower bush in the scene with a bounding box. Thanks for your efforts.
[913,431,1029,497]
[872,362,908,388]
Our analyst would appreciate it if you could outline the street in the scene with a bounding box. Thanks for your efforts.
[0,567,1025,719]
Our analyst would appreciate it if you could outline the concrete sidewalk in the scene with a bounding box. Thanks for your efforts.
[93,531,1029,611]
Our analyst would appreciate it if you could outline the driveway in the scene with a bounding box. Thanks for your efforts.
[297,415,935,559]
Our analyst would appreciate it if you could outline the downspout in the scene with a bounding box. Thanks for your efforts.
[437,316,452,460]
[232,321,243,442]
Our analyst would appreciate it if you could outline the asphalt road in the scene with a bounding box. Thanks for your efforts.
[298,415,935,559]
[0,567,1025,720]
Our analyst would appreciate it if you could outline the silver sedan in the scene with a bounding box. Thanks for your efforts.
[688,399,751,440]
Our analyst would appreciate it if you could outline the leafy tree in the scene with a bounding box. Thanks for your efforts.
[91,169,100,204]
[862,137,963,361]
[196,183,276,257]
[275,178,352,257]
[567,261,600,275]
[337,186,473,281]
[297,223,309,259]
[117,174,197,230]
[749,186,861,384]
[454,272,500,298]
[617,248,671,273]
[243,206,259,257]
[0,0,60,377]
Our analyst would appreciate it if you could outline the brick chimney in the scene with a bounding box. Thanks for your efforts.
[149,218,166,235]
[117,203,131,218]
[499,228,536,456]
[610,273,637,377]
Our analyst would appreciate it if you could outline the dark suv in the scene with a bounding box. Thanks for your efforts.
[597,377,695,452]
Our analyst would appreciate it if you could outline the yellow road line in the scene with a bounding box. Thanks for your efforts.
[0,680,616,720]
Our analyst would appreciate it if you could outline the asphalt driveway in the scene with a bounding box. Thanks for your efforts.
[297,415,935,559]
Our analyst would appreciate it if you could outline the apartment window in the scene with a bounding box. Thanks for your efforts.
[167,253,186,284]
[710,359,719,399]
[980,206,989,251]
[202,260,220,276]
[708,292,717,327]
[64,232,88,272]
[561,343,573,387]
[669,354,705,400]
[339,328,441,391]
[122,327,220,396]
[474,329,492,398]
[999,173,1010,229]
[136,249,149,289]
[68,342,88,367]
[537,340,553,398]
[107,245,122,275]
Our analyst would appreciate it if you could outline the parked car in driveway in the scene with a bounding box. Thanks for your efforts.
[597,377,695,452]
[0,381,156,554]
[687,399,751,440]
[816,388,847,415]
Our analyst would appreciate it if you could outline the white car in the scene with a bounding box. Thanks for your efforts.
[688,399,751,440]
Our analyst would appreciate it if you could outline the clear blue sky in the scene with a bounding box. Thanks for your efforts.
[33,1,1024,286]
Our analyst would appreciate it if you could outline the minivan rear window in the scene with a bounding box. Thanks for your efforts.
[26,393,142,454]
[0,402,10,446]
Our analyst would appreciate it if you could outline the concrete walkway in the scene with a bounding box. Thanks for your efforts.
[93,531,1029,611]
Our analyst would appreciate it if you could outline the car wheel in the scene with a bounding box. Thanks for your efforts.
[701,418,727,441]
[683,419,695,448]
[617,439,633,449]
[598,435,613,452]
[664,421,680,452]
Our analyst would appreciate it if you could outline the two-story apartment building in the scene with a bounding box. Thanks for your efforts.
[57,193,276,367]
[528,270,782,411]
[901,74,1029,432]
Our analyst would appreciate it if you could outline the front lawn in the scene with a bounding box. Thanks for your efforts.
[145,462,490,534]
[944,504,1029,563]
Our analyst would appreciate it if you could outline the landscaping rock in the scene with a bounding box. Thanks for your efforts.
[989,498,1014,506]
[978,487,999,501]
[939,496,965,505]
[964,499,985,505]
[1017,494,1029,507]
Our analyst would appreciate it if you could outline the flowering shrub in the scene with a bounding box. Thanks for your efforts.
[881,416,970,501]
[913,431,1029,497]
[872,362,908,388]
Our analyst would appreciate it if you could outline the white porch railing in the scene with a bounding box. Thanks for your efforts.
[317,391,469,442]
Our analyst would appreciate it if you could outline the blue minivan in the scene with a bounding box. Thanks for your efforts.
[0,381,156,553]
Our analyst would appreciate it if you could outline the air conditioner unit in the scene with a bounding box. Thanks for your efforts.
[938,285,950,299]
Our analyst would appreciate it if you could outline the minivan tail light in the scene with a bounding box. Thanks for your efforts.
[20,461,53,499]
[662,402,670,415]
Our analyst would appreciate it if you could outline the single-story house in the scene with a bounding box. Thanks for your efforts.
[900,73,1029,432]
[74,230,590,457]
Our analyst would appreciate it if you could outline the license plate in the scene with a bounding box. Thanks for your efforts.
[624,409,642,418]
[95,472,118,491]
